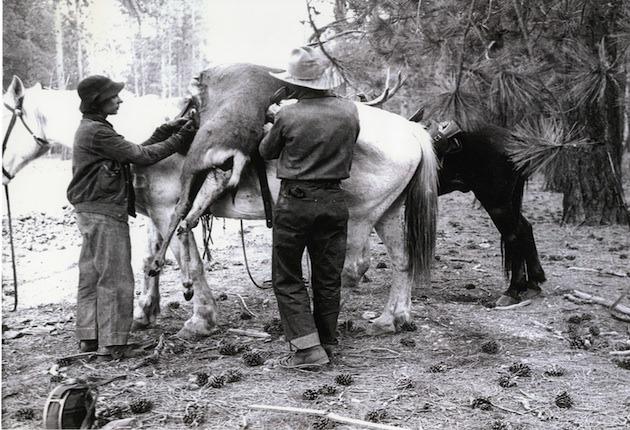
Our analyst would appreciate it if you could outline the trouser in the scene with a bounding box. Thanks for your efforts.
[272,180,349,350]
[75,212,134,347]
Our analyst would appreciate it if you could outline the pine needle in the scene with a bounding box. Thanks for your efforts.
[507,118,593,178]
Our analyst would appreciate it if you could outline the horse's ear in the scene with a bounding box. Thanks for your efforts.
[7,75,25,100]
[33,82,43,90]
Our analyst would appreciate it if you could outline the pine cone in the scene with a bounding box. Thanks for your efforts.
[400,337,416,347]
[209,375,225,388]
[555,391,573,408]
[302,388,320,400]
[364,408,388,423]
[400,321,417,332]
[481,340,499,354]
[497,374,517,388]
[508,362,531,377]
[223,369,243,383]
[394,377,414,390]
[471,397,493,410]
[317,384,337,396]
[544,366,566,377]
[334,373,354,386]
[242,351,264,366]
[182,404,205,426]
[129,398,153,414]
[14,408,35,421]
[219,343,240,356]
[195,372,209,386]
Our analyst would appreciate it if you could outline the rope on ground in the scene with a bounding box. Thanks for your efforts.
[240,220,272,289]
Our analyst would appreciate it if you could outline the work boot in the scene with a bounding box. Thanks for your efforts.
[79,340,98,353]
[279,345,329,369]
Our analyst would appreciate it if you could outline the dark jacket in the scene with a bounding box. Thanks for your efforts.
[259,96,360,181]
[67,114,186,221]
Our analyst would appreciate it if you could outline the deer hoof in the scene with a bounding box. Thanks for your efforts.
[183,289,194,301]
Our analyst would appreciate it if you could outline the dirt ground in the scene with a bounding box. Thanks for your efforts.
[2,158,630,430]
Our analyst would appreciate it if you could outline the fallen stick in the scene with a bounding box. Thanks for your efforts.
[235,293,257,318]
[570,290,630,316]
[227,328,270,339]
[250,404,411,430]
[608,350,630,356]
[494,300,532,311]
[568,267,628,278]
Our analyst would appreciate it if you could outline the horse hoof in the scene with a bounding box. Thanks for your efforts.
[366,321,396,336]
[495,294,519,307]
[520,285,543,301]
[175,327,198,340]
[183,289,194,301]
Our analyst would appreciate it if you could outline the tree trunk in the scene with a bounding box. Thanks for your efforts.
[54,1,65,89]
[74,0,83,81]
[559,0,629,226]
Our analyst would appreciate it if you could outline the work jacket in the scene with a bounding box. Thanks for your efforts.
[259,95,360,181]
[67,114,183,221]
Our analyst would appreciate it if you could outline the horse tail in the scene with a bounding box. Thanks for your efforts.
[405,125,439,286]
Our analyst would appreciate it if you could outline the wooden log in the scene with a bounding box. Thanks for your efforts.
[571,290,630,316]
[250,404,412,430]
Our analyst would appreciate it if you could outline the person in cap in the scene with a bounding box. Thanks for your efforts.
[260,47,360,368]
[67,75,197,360]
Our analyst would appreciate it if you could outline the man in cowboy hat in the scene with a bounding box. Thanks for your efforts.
[67,75,197,360]
[260,47,360,368]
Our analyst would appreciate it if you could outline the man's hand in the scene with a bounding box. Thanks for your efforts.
[164,117,188,129]
[175,119,198,154]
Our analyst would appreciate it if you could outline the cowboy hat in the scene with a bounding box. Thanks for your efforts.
[269,46,343,90]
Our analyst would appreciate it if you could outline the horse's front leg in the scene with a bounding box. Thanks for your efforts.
[177,231,218,339]
[133,221,163,330]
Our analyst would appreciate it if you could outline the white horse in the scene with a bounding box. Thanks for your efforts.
[3,68,439,337]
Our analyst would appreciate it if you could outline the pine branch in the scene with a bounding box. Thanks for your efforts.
[507,119,593,178]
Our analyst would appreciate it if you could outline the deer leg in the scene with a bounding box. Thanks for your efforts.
[148,171,207,276]
[133,221,163,330]
[180,169,230,232]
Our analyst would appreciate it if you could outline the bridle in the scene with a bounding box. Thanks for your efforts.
[2,94,50,312]
[3,96,50,181]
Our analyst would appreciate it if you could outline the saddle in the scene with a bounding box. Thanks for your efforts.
[424,120,463,158]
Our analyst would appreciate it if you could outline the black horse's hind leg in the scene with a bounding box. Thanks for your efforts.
[517,214,546,299]
[483,205,530,305]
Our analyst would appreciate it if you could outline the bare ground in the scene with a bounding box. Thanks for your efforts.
[2,158,630,430]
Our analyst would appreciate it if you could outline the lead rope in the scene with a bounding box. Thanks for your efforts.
[240,220,272,289]
[4,185,18,311]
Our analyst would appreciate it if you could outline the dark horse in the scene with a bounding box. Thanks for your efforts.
[431,123,546,306]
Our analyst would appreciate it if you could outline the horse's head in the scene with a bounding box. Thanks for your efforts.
[2,76,51,184]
